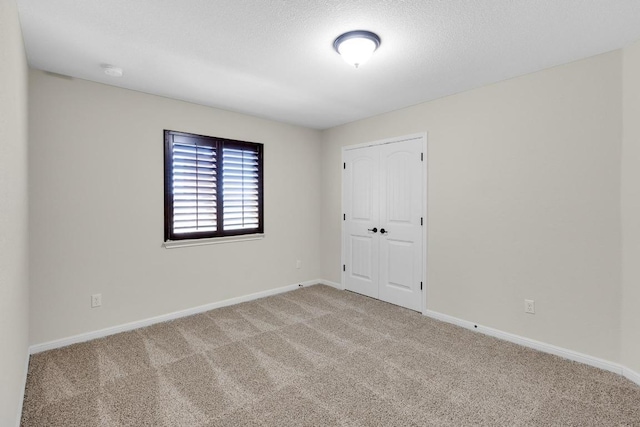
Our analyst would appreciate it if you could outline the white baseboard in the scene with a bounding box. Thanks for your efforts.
[623,366,640,387]
[424,310,627,377]
[317,279,344,290]
[16,347,29,427]
[29,279,320,354]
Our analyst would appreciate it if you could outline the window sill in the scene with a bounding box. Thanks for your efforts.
[163,234,265,249]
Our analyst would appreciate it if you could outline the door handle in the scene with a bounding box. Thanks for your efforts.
[380,228,388,234]
[368,227,378,233]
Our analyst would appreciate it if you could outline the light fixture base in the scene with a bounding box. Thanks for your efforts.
[333,30,381,52]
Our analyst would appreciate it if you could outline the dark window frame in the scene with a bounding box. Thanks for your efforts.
[164,130,264,241]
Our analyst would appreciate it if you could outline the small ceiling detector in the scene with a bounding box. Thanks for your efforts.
[102,64,123,77]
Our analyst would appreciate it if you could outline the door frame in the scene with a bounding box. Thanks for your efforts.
[341,132,428,314]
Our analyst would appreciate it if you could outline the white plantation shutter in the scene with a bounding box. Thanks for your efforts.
[222,146,260,231]
[165,131,263,241]
[171,138,217,234]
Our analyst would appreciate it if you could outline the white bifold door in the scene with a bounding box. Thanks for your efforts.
[343,136,425,312]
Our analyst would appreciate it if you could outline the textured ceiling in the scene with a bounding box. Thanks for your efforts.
[15,0,640,129]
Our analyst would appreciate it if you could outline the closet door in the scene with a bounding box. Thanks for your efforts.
[378,139,423,311]
[343,136,425,312]
[343,146,379,299]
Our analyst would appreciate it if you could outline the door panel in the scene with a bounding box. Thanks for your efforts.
[386,151,413,223]
[351,236,374,280]
[343,146,379,299]
[351,157,375,221]
[378,139,423,311]
[386,239,414,290]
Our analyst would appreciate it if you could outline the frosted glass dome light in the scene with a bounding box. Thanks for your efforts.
[334,30,381,68]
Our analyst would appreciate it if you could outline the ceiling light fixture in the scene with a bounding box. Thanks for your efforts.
[101,64,123,77]
[333,30,381,68]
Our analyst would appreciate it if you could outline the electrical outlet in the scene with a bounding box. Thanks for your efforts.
[296,259,302,269]
[524,299,535,314]
[91,293,102,308]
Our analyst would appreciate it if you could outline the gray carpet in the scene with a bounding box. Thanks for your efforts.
[21,285,640,426]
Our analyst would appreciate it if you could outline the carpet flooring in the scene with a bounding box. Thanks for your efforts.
[21,285,640,426]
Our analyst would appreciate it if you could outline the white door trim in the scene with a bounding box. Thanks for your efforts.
[343,132,427,151]
[341,132,428,313]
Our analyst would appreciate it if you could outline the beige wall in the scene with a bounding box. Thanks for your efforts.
[621,40,640,374]
[321,51,623,362]
[28,70,322,345]
[0,0,30,425]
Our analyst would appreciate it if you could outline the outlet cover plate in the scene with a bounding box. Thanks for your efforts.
[525,299,535,314]
[91,293,102,308]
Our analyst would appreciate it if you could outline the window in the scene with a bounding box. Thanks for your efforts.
[164,130,264,241]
